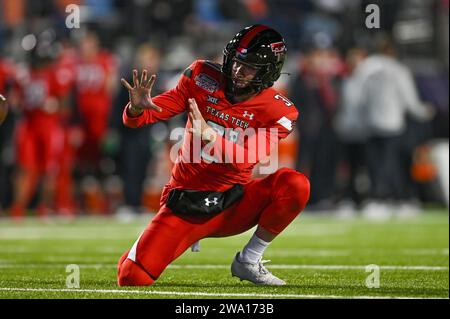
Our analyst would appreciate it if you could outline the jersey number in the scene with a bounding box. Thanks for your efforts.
[201,120,240,163]
[274,94,293,107]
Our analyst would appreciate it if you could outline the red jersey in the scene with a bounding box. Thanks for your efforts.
[123,60,298,192]
[18,65,64,127]
[54,47,77,97]
[75,51,117,109]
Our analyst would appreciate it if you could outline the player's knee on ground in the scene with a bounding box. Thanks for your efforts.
[117,258,155,287]
[273,167,310,212]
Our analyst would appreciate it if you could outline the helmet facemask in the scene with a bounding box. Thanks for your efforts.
[226,57,269,96]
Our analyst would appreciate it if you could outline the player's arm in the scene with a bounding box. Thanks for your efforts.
[121,68,190,128]
[397,67,435,121]
[189,98,297,169]
[217,113,296,170]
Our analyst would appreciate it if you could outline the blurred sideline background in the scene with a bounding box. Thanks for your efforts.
[0,0,448,221]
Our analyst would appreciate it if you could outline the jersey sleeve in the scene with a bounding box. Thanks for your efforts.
[122,61,198,128]
[270,109,298,139]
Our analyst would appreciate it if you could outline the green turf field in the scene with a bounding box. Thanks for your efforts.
[0,209,448,299]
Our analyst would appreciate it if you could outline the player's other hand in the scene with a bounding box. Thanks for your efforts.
[188,98,217,143]
[121,69,162,115]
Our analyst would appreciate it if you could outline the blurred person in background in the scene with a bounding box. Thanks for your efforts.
[333,47,370,217]
[9,38,67,219]
[0,55,18,214]
[74,30,118,214]
[357,38,435,219]
[53,39,79,217]
[111,43,164,216]
[291,43,346,211]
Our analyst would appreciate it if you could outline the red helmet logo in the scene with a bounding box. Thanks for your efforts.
[237,46,248,54]
[270,42,286,55]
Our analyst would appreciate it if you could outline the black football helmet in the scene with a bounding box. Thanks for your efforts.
[222,25,287,96]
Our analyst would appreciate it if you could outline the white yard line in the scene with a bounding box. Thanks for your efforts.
[0,263,447,271]
[400,249,449,255]
[0,247,448,256]
[0,287,446,299]
[0,225,348,239]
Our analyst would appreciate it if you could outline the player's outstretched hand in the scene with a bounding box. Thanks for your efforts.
[121,69,162,114]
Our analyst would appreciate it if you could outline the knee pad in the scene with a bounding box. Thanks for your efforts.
[273,168,310,211]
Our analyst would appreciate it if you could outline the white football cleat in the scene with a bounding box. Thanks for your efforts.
[231,252,286,286]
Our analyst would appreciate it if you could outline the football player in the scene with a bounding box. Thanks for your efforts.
[74,31,118,171]
[10,41,66,219]
[118,25,310,286]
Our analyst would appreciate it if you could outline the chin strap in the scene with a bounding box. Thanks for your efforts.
[226,77,261,98]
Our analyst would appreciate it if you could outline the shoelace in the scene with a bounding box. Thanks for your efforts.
[258,260,272,275]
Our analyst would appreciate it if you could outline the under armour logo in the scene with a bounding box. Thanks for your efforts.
[204,197,219,206]
[243,111,254,120]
